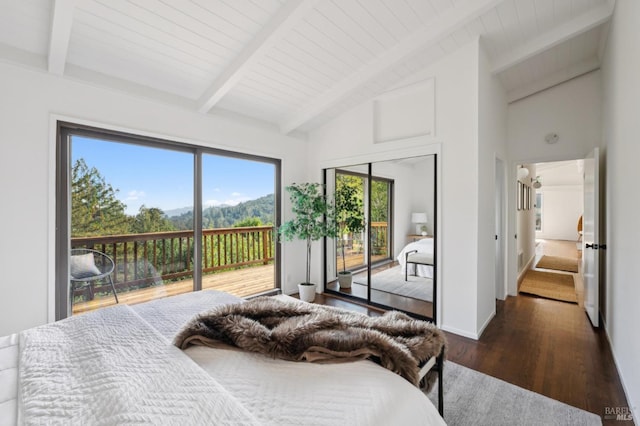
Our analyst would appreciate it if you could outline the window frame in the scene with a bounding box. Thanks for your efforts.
[56,121,281,319]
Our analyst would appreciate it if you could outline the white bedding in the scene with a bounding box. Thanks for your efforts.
[398,238,434,278]
[1,290,445,425]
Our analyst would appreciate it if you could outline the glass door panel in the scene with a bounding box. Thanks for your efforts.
[324,155,437,321]
[201,154,277,297]
[70,136,194,315]
[370,156,435,318]
[325,164,369,298]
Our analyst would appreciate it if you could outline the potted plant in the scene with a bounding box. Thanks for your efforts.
[279,183,336,302]
[334,179,366,289]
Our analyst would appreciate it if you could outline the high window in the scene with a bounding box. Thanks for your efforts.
[56,123,280,319]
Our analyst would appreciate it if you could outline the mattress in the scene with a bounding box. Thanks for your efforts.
[1,290,445,425]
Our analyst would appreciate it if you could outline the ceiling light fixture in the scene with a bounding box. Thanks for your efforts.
[545,133,559,144]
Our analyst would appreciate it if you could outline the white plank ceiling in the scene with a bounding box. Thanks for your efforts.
[0,0,614,135]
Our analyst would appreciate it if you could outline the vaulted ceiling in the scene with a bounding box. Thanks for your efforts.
[0,0,613,135]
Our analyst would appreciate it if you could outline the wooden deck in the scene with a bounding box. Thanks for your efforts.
[72,264,275,315]
[72,252,389,315]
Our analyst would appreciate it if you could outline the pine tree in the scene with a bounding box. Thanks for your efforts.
[131,206,175,233]
[71,159,130,237]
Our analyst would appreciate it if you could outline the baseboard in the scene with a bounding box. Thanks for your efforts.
[517,254,537,290]
[441,324,479,340]
[476,311,495,339]
[602,316,638,422]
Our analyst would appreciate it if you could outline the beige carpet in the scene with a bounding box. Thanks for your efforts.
[353,266,432,301]
[520,270,578,303]
[535,255,579,273]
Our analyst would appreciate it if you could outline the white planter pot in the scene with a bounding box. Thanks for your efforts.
[298,283,317,302]
[338,272,352,289]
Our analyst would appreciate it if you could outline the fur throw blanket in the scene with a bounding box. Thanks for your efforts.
[174,297,446,388]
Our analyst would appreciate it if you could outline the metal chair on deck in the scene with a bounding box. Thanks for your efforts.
[70,248,119,305]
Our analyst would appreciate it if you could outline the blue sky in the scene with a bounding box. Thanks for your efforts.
[72,136,275,215]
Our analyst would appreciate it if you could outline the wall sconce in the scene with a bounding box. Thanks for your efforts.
[532,177,542,189]
[411,212,428,235]
[517,166,529,180]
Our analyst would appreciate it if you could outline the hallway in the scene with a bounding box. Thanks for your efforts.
[447,238,630,423]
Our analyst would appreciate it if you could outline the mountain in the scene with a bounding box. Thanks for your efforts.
[168,194,275,230]
[163,206,193,217]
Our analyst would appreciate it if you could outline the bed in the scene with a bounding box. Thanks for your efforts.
[0,290,446,425]
[398,238,434,279]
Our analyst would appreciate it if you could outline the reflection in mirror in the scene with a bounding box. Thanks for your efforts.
[325,164,369,296]
[324,155,436,321]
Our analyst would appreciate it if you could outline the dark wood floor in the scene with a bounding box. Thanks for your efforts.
[311,292,633,425]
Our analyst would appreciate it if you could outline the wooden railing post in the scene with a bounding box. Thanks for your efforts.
[262,231,269,265]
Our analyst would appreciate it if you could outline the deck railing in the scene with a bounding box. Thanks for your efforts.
[71,226,275,299]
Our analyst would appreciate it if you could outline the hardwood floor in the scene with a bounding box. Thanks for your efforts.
[312,239,632,425]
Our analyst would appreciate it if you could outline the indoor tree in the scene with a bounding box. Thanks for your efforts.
[334,176,366,288]
[279,183,336,301]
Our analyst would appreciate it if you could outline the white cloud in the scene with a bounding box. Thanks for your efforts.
[126,190,145,201]
[204,196,250,207]
[231,192,242,197]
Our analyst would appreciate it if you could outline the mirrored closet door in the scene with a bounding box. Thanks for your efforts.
[324,155,437,321]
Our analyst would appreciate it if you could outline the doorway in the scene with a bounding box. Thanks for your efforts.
[514,159,586,308]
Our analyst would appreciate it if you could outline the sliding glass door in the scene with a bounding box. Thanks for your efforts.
[200,154,277,297]
[68,135,194,315]
[57,123,280,319]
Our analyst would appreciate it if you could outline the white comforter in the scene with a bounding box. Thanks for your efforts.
[2,291,446,426]
[398,238,434,278]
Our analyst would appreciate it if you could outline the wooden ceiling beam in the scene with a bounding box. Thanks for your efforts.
[279,0,505,135]
[492,1,614,75]
[506,56,600,103]
[197,0,318,114]
[48,0,76,75]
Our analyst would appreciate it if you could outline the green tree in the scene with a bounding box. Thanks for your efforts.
[370,180,388,222]
[233,217,263,227]
[279,183,337,284]
[131,205,175,233]
[334,175,366,272]
[71,159,130,237]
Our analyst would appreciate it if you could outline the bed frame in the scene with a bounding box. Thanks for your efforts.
[405,249,437,326]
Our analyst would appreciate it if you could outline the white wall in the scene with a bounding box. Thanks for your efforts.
[536,186,583,241]
[508,71,602,163]
[0,61,307,336]
[601,0,640,418]
[476,40,508,333]
[309,40,480,337]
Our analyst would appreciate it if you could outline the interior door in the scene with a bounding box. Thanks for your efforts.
[582,148,599,327]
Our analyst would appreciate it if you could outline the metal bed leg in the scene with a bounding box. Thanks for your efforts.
[437,349,444,417]
[108,275,119,303]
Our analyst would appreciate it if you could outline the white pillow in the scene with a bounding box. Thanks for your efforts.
[70,253,102,279]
